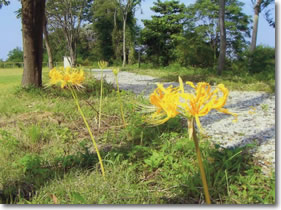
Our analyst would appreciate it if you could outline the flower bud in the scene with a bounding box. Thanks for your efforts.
[113,68,119,76]
[98,60,108,69]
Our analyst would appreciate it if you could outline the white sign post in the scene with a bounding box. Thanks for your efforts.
[64,56,71,68]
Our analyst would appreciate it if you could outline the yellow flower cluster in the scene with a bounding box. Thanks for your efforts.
[145,76,237,131]
[145,84,180,125]
[178,77,237,131]
[48,67,85,89]
[142,76,237,204]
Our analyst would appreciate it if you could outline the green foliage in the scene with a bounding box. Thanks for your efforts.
[257,0,275,29]
[6,47,23,63]
[246,45,275,74]
[46,0,94,66]
[40,0,272,74]
[0,0,9,9]
[139,0,251,68]
[91,0,137,63]
[25,124,43,144]
[76,26,95,64]
[45,0,138,64]
[0,130,19,151]
[144,150,168,170]
[141,0,186,66]
[15,154,43,175]
[264,2,275,28]
[45,29,67,63]
[175,31,214,67]
[124,64,275,92]
[186,0,251,60]
[261,104,269,114]
[91,0,116,61]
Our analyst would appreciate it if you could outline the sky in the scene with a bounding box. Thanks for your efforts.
[0,0,276,61]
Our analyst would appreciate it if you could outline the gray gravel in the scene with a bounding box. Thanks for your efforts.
[92,69,275,175]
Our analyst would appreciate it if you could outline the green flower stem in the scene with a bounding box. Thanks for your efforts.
[114,74,126,128]
[98,69,104,130]
[70,86,105,179]
[190,118,211,204]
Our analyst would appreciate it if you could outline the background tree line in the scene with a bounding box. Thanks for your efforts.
[44,0,274,67]
[1,0,275,87]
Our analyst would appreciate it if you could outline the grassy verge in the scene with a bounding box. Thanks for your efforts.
[0,68,275,204]
[120,64,275,93]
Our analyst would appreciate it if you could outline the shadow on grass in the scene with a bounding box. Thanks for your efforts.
[0,130,274,204]
[0,145,100,203]
[0,116,182,204]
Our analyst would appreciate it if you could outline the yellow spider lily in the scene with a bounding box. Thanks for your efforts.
[48,67,85,89]
[178,77,237,133]
[178,77,238,204]
[142,76,237,129]
[49,68,63,85]
[48,67,105,178]
[143,83,180,126]
[141,77,237,204]
[69,71,85,87]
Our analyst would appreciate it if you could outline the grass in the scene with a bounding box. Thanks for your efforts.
[0,68,23,93]
[0,68,275,204]
[121,64,275,93]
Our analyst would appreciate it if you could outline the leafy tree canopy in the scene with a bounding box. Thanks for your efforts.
[0,0,9,9]
[6,47,23,62]
[186,0,251,58]
[141,0,186,66]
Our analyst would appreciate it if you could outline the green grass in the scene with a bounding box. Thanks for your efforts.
[121,64,275,93]
[0,68,275,204]
[0,68,23,93]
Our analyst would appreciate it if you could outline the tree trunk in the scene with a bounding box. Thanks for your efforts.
[64,31,76,67]
[218,0,226,76]
[122,15,127,67]
[112,8,119,61]
[138,49,141,68]
[21,0,45,87]
[250,0,262,52]
[114,7,117,28]
[69,42,76,67]
[43,13,53,69]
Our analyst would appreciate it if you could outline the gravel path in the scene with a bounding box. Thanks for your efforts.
[92,69,275,175]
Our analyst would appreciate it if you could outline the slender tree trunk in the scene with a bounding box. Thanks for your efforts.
[122,15,127,67]
[250,0,262,52]
[60,0,84,68]
[21,0,46,87]
[112,8,119,61]
[43,14,53,69]
[138,49,141,68]
[218,0,226,75]
[69,41,76,67]
[64,31,76,67]
[114,8,117,28]
[213,20,219,68]
[212,39,216,68]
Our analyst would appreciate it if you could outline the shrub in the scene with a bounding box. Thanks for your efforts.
[246,45,275,74]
